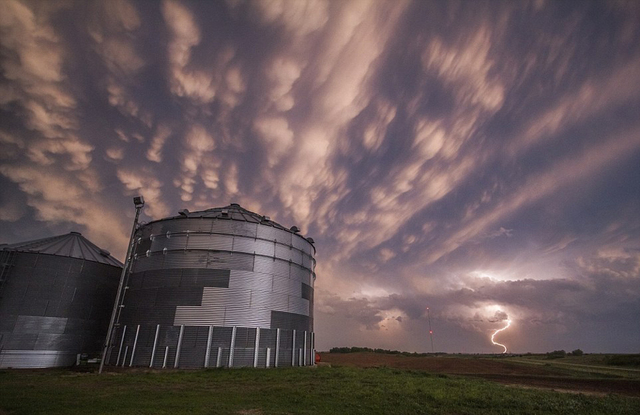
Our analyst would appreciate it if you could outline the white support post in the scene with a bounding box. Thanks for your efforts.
[150,324,160,368]
[292,329,296,367]
[162,346,169,368]
[229,326,237,368]
[204,325,213,368]
[303,331,307,366]
[116,325,127,366]
[253,327,260,368]
[275,328,281,368]
[174,325,184,368]
[129,325,140,367]
[121,346,128,367]
[266,348,271,368]
[216,347,222,368]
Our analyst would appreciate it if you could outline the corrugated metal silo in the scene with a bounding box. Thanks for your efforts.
[0,232,122,368]
[109,204,316,368]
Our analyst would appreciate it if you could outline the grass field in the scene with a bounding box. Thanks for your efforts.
[321,352,640,397]
[1,364,639,415]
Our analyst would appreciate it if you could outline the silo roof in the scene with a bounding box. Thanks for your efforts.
[160,203,315,247]
[1,232,123,267]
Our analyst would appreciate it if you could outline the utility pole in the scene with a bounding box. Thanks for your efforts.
[427,307,434,353]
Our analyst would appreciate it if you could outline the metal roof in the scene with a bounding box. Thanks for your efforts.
[153,203,315,246]
[1,232,123,267]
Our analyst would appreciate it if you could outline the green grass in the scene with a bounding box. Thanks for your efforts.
[502,354,640,379]
[1,366,639,415]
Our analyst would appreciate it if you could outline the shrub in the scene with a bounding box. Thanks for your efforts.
[546,350,567,359]
[605,354,640,367]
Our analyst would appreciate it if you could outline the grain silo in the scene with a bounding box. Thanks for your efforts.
[0,232,122,368]
[107,203,316,369]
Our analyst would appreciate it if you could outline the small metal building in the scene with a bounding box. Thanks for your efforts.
[0,232,122,368]
[108,203,316,369]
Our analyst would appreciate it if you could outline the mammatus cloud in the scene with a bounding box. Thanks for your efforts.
[0,0,129,251]
[162,0,216,103]
[146,124,172,163]
[1,0,639,353]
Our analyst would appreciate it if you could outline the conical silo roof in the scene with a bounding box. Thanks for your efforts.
[144,203,315,253]
[170,204,312,236]
[1,232,123,267]
[172,203,286,228]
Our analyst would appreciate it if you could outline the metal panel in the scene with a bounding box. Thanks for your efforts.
[173,306,225,326]
[229,270,272,292]
[164,251,210,269]
[0,350,76,369]
[190,234,233,250]
[288,296,310,315]
[206,252,254,271]
[292,234,311,254]
[289,249,303,266]
[272,276,301,297]
[3,333,38,350]
[301,283,312,301]
[14,316,67,334]
[208,220,234,236]
[301,254,312,269]
[255,225,276,241]
[233,237,272,256]
[231,221,259,238]
[154,234,188,251]
[254,257,290,279]
[163,218,213,233]
[275,244,295,263]
[271,228,292,246]
[271,311,311,332]
[224,310,271,329]
[177,325,208,368]
[0,314,17,332]
[290,265,312,284]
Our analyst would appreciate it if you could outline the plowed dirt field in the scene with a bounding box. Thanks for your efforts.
[319,352,640,397]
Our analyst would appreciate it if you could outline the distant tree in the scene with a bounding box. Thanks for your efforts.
[328,347,445,356]
[570,349,584,356]
[546,350,567,359]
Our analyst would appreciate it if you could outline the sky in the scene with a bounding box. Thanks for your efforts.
[1,0,639,354]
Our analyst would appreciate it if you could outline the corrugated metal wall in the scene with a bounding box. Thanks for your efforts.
[112,214,316,368]
[0,252,120,368]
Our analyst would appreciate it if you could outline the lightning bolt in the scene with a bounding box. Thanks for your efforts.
[490,319,512,353]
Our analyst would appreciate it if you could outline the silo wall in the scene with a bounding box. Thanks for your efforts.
[108,213,316,369]
[0,251,120,368]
